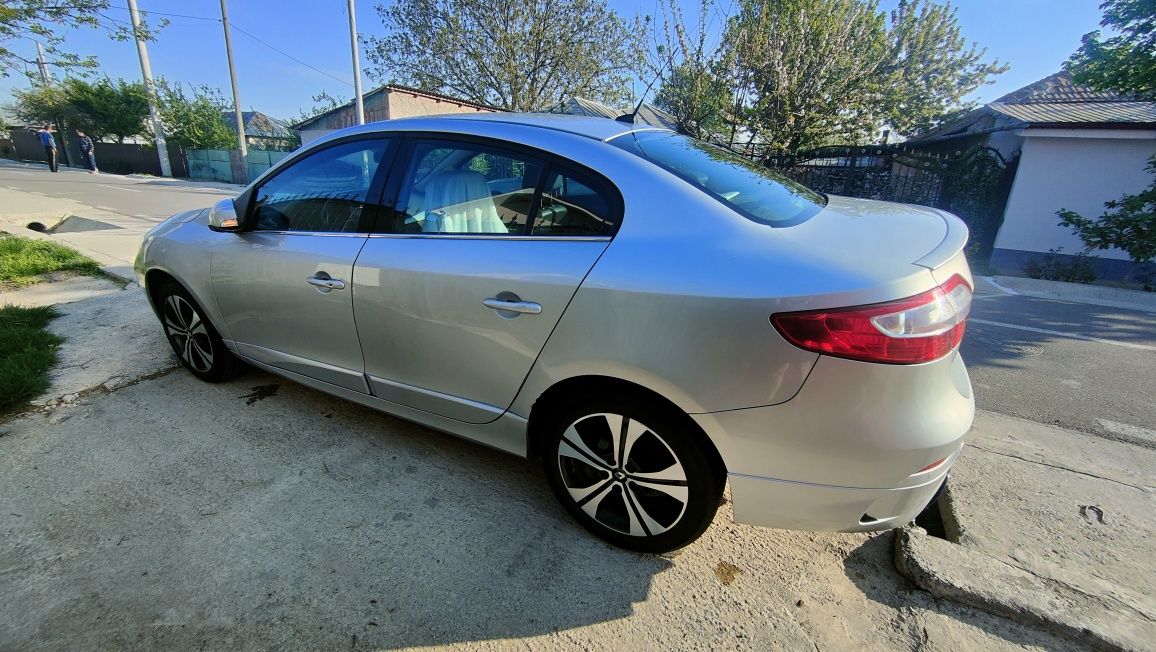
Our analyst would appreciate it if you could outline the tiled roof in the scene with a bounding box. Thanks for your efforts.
[909,71,1156,142]
[989,101,1156,125]
[545,97,680,130]
[991,71,1133,104]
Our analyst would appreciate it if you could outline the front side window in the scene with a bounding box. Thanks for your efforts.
[387,140,542,235]
[610,131,825,227]
[252,139,390,233]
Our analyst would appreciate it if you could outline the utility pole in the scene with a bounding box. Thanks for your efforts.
[126,0,172,177]
[36,40,71,168]
[35,41,52,87]
[219,0,248,160]
[347,0,365,125]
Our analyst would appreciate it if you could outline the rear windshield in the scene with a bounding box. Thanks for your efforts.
[610,130,825,227]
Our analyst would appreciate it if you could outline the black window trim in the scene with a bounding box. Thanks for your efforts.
[236,134,399,235]
[374,131,624,239]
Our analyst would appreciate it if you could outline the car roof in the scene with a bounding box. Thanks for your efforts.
[332,112,670,143]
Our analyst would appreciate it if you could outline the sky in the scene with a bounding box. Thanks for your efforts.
[1,0,1107,122]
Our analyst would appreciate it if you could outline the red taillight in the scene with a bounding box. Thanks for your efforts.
[771,275,972,365]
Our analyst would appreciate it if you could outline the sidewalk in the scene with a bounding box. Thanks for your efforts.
[0,187,151,282]
[897,410,1156,651]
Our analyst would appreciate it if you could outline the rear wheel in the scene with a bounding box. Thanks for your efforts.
[542,396,722,553]
[157,282,244,382]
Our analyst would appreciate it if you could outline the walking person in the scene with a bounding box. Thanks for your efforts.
[77,130,98,174]
[37,124,58,172]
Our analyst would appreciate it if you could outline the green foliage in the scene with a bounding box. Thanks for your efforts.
[1066,0,1156,99]
[62,77,149,143]
[723,0,1006,154]
[883,0,1009,135]
[155,79,236,150]
[365,0,643,111]
[7,83,68,126]
[0,1,164,79]
[0,304,63,415]
[1022,248,1098,285]
[294,91,347,124]
[0,234,104,286]
[1058,156,1156,289]
[650,1,732,138]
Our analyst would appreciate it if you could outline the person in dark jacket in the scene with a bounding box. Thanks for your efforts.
[77,130,98,174]
[37,125,58,172]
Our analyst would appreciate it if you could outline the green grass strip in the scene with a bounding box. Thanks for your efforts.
[0,304,63,415]
[0,234,103,287]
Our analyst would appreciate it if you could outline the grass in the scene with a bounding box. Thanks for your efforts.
[0,304,63,415]
[0,234,103,287]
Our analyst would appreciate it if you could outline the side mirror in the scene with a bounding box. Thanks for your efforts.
[208,198,242,232]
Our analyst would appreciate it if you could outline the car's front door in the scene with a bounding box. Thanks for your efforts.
[211,137,395,393]
[352,137,621,423]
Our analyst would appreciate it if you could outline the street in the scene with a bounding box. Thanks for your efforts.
[1,162,1153,650]
[0,162,237,221]
[966,290,1156,446]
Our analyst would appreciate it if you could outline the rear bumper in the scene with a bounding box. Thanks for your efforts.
[728,454,953,532]
[693,350,973,531]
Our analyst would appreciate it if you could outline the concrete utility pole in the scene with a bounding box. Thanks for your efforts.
[35,41,52,87]
[347,0,365,125]
[219,0,248,159]
[126,0,172,177]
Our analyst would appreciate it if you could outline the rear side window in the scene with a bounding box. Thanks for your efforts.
[610,131,825,227]
[532,167,617,237]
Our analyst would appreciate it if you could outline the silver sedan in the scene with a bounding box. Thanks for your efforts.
[135,114,974,552]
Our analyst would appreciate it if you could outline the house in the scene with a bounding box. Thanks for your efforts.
[228,111,296,150]
[291,85,500,145]
[911,72,1156,279]
[544,97,680,130]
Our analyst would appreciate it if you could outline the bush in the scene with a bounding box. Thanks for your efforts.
[1022,248,1097,284]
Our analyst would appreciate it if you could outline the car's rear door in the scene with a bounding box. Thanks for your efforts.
[352,136,620,423]
[211,137,396,392]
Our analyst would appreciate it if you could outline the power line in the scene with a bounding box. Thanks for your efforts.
[230,23,353,87]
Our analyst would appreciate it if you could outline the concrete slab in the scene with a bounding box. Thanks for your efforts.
[0,279,177,409]
[896,410,1156,651]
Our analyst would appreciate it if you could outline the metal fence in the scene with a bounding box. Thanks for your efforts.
[765,144,1019,263]
[185,148,290,184]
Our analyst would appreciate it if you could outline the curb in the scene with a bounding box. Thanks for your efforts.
[894,518,1149,651]
[991,275,1156,314]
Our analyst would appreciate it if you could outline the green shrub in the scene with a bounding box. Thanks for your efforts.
[1022,248,1097,284]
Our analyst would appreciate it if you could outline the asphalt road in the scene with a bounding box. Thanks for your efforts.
[965,288,1156,447]
[0,161,237,221]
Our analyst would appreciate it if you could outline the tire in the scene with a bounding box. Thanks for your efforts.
[156,281,245,383]
[542,395,723,553]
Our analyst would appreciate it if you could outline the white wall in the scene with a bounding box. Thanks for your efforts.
[298,129,330,146]
[995,129,1156,260]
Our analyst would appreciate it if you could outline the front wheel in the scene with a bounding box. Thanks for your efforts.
[156,282,244,382]
[542,396,722,553]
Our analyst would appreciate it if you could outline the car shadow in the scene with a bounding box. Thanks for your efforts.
[1,369,671,650]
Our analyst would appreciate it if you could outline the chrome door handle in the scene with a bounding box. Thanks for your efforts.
[483,298,542,315]
[306,275,346,291]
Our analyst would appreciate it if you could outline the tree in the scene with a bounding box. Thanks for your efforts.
[7,83,68,126]
[1066,0,1156,99]
[294,91,347,124]
[723,0,1005,155]
[883,0,1009,135]
[365,0,643,111]
[62,77,149,143]
[650,1,733,139]
[1058,159,1156,288]
[0,1,163,78]
[155,80,236,150]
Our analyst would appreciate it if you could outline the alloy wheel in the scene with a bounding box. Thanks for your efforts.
[556,412,689,537]
[162,294,214,373]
